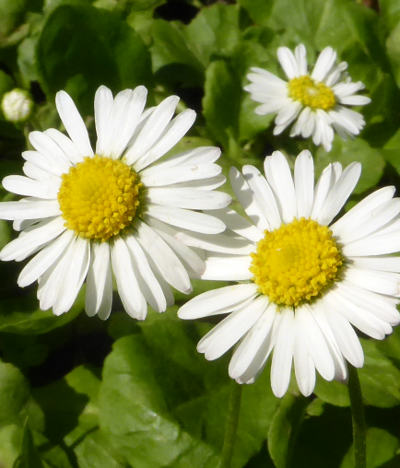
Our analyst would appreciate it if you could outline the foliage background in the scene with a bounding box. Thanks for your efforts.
[0,0,400,466]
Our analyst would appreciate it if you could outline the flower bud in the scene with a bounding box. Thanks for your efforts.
[2,88,33,123]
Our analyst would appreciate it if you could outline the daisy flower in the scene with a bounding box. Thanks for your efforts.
[0,85,231,319]
[178,151,400,397]
[244,44,371,151]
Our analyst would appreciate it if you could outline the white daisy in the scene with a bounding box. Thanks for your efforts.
[0,85,231,320]
[244,44,371,152]
[178,150,400,397]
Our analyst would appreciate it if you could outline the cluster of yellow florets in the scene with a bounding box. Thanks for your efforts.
[58,155,141,241]
[250,218,343,307]
[288,75,336,110]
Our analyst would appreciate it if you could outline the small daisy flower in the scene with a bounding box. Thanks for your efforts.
[244,44,371,151]
[178,151,400,397]
[0,85,231,319]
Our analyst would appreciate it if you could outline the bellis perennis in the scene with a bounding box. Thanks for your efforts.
[0,85,231,319]
[179,151,400,397]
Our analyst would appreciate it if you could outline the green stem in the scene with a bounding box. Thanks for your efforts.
[348,365,367,468]
[220,381,242,468]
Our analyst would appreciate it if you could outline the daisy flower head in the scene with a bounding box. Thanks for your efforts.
[0,85,231,320]
[244,44,371,152]
[178,150,400,398]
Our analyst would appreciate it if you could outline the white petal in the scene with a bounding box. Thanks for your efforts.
[136,221,191,294]
[37,244,75,311]
[178,283,258,319]
[18,229,75,287]
[0,200,61,220]
[146,187,231,210]
[146,218,204,277]
[29,131,70,173]
[344,267,400,296]
[212,208,263,243]
[311,47,337,82]
[296,305,335,381]
[125,95,180,166]
[328,287,391,339]
[323,296,364,367]
[146,204,225,234]
[0,216,66,261]
[274,101,302,127]
[229,301,275,380]
[293,329,315,397]
[85,242,112,320]
[339,198,400,244]
[339,95,371,106]
[125,235,167,313]
[197,296,267,360]
[330,107,365,136]
[94,85,113,155]
[242,165,281,230]
[330,186,396,240]
[339,281,400,326]
[310,305,347,381]
[23,162,53,181]
[350,255,400,273]
[100,86,148,159]
[200,254,252,281]
[316,162,361,225]
[55,91,93,157]
[229,167,269,231]
[277,47,299,79]
[294,44,307,75]
[44,128,83,164]
[294,150,314,218]
[270,308,295,397]
[111,237,147,320]
[52,237,90,316]
[2,175,60,199]
[264,151,296,223]
[311,164,336,219]
[140,163,222,187]
[142,146,221,171]
[174,228,255,255]
[343,230,400,256]
[133,109,196,170]
[22,150,66,177]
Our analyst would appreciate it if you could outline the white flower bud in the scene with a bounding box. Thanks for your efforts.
[2,88,33,123]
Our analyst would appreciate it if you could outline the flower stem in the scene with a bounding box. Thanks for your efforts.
[220,381,242,468]
[348,365,366,468]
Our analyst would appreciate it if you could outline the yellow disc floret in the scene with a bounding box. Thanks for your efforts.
[250,218,343,307]
[58,155,141,241]
[288,75,336,110]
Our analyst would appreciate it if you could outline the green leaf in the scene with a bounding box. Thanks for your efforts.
[98,333,220,467]
[138,308,279,468]
[340,427,399,468]
[267,394,309,468]
[150,19,204,87]
[314,378,349,407]
[0,293,83,335]
[36,3,152,113]
[358,339,400,408]
[0,361,30,427]
[0,0,27,39]
[315,138,385,195]
[0,424,21,467]
[185,4,241,66]
[203,60,241,150]
[13,422,45,468]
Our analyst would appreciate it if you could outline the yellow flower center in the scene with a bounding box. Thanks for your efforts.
[58,155,142,241]
[250,218,343,307]
[288,75,336,110]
